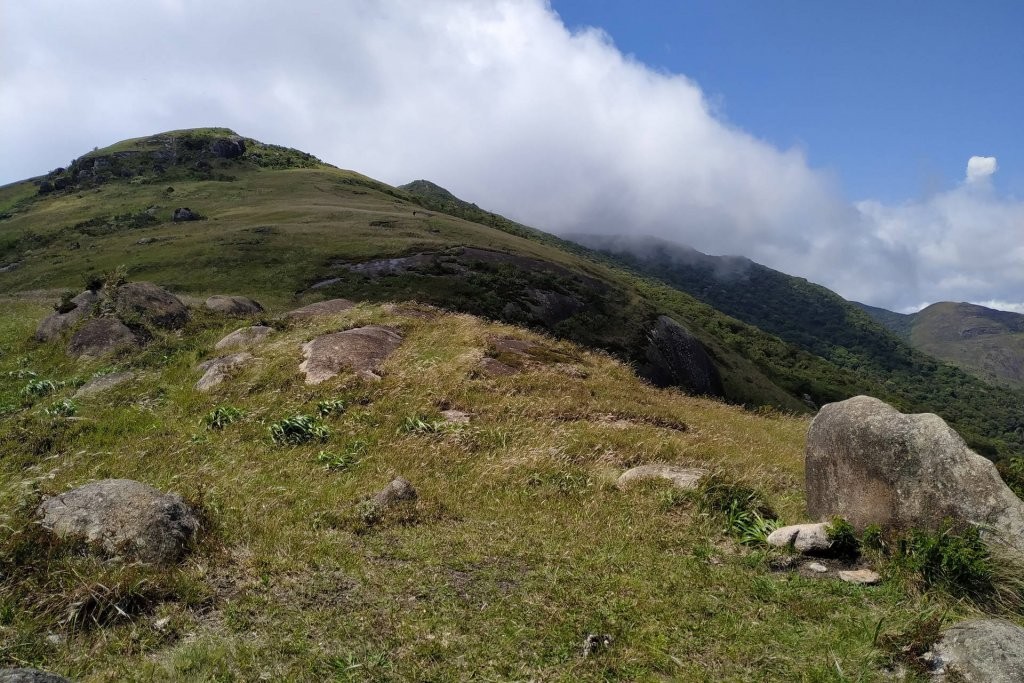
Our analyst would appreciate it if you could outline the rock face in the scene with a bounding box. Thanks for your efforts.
[205,295,264,316]
[299,326,403,384]
[113,282,189,329]
[67,318,137,358]
[0,670,72,683]
[215,325,274,350]
[640,316,724,397]
[766,523,833,554]
[283,298,356,319]
[371,477,417,508]
[616,464,706,491]
[930,619,1024,682]
[172,207,200,222]
[74,371,135,398]
[35,290,100,341]
[196,353,253,391]
[805,395,1024,555]
[210,136,245,158]
[38,479,199,564]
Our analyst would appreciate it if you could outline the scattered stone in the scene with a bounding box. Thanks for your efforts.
[204,295,264,316]
[371,477,417,508]
[299,326,403,384]
[490,336,538,356]
[837,569,881,585]
[113,282,189,329]
[74,371,135,398]
[929,618,1024,682]
[196,352,253,391]
[171,207,200,222]
[766,523,834,555]
[582,634,613,658]
[0,261,21,274]
[283,298,356,319]
[38,479,199,564]
[477,356,518,377]
[806,395,1024,556]
[616,464,706,490]
[0,669,72,683]
[640,315,724,397]
[214,325,274,351]
[210,136,246,159]
[441,409,471,424]
[67,318,137,358]
[35,290,100,341]
[136,237,156,245]
[804,562,829,573]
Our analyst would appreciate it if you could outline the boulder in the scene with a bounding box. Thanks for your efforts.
[113,282,189,329]
[38,479,199,564]
[805,396,1024,555]
[196,352,253,391]
[766,523,833,554]
[74,371,135,398]
[0,670,72,683]
[283,298,356,319]
[172,207,200,222]
[299,326,403,384]
[930,618,1024,682]
[836,569,880,585]
[210,136,245,159]
[205,295,264,316]
[214,325,274,351]
[640,316,724,397]
[477,357,518,377]
[371,477,417,508]
[67,318,137,358]
[35,290,100,341]
[616,464,706,491]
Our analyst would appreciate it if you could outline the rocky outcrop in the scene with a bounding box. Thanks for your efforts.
[765,523,833,554]
[616,464,706,490]
[205,295,264,316]
[172,207,200,222]
[67,318,137,358]
[210,136,246,159]
[35,290,100,341]
[113,282,189,329]
[299,326,402,383]
[929,619,1024,681]
[74,371,136,398]
[283,298,356,319]
[640,316,724,397]
[215,325,274,350]
[196,353,253,391]
[0,670,72,683]
[805,396,1024,555]
[38,479,199,564]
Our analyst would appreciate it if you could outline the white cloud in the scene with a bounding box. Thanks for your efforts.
[966,155,998,183]
[0,0,1021,314]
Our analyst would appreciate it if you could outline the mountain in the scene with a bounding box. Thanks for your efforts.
[859,301,1024,389]
[570,234,1024,460]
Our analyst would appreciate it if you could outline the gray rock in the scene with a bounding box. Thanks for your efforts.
[38,479,199,564]
[210,136,246,159]
[214,325,274,351]
[283,298,356,319]
[616,464,706,490]
[441,409,471,424]
[0,669,72,683]
[113,282,189,329]
[477,357,518,377]
[299,326,403,384]
[806,396,1024,556]
[640,315,724,397]
[204,295,264,316]
[766,523,833,554]
[74,371,135,398]
[371,477,417,508]
[196,353,253,391]
[930,618,1024,682]
[67,318,137,358]
[171,207,200,222]
[836,569,881,585]
[804,562,829,573]
[35,290,100,341]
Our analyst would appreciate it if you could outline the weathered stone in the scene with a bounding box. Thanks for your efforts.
[371,477,417,508]
[283,298,356,319]
[171,207,200,222]
[0,669,72,683]
[299,326,402,384]
[113,282,189,329]
[67,318,137,358]
[35,290,100,341]
[210,136,245,159]
[640,315,724,397]
[766,523,834,554]
[930,618,1024,682]
[214,325,273,351]
[616,464,706,491]
[836,569,881,585]
[441,409,471,424]
[204,295,264,316]
[806,396,1024,556]
[196,353,252,391]
[74,371,135,398]
[477,356,518,377]
[38,479,199,564]
[804,562,829,573]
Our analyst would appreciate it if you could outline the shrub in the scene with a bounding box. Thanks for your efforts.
[54,291,76,314]
[316,398,348,417]
[862,523,884,551]
[892,521,993,598]
[825,517,860,559]
[21,379,60,398]
[269,414,330,445]
[205,406,244,430]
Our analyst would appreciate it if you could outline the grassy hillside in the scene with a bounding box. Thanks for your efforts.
[572,235,1024,460]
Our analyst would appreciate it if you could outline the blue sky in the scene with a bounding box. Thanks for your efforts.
[552,0,1024,203]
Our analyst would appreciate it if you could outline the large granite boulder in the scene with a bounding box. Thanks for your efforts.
[113,282,189,329]
[195,352,253,391]
[67,318,138,358]
[205,295,264,316]
[299,325,403,383]
[215,325,274,350]
[639,316,723,397]
[35,290,100,341]
[806,396,1024,555]
[929,618,1024,681]
[38,479,199,564]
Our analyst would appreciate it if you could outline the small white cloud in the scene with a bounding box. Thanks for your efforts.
[966,155,998,183]
[974,300,1024,314]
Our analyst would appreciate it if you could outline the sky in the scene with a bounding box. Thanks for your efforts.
[2,0,1023,313]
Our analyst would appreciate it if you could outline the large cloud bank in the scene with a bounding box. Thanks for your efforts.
[1,0,1021,312]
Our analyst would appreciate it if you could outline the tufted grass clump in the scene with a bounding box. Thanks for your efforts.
[696,474,779,545]
[269,414,330,445]
[399,414,449,434]
[21,378,60,399]
[316,398,348,417]
[43,398,77,417]
[316,440,367,472]
[204,405,245,430]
